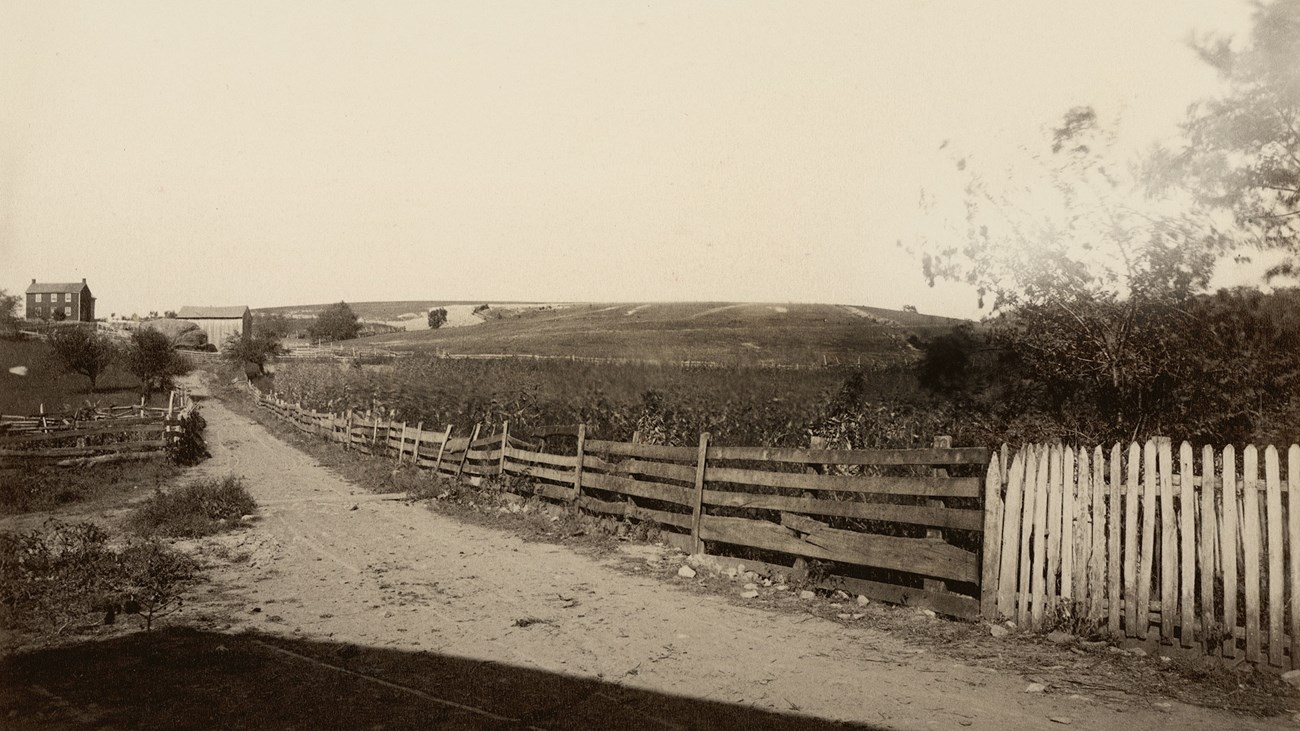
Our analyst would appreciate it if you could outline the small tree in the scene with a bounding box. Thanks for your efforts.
[51,308,67,322]
[427,308,448,329]
[307,301,360,343]
[126,328,191,399]
[48,327,117,390]
[223,331,285,375]
[0,289,19,337]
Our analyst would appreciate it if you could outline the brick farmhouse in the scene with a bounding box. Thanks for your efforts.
[26,279,95,322]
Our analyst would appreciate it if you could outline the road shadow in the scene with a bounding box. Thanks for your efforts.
[1,627,881,730]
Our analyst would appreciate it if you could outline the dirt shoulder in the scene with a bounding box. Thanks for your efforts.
[6,379,1295,730]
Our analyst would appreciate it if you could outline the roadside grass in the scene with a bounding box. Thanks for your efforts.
[127,476,257,538]
[0,460,180,516]
[0,337,149,415]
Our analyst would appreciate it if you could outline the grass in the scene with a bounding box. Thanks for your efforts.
[126,476,257,538]
[0,460,180,516]
[335,301,962,367]
[0,337,156,415]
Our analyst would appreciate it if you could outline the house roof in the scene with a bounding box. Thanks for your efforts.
[176,305,251,319]
[27,281,89,294]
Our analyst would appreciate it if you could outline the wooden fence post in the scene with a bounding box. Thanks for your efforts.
[411,421,424,470]
[397,422,408,463]
[433,425,453,474]
[499,421,509,476]
[455,424,480,482]
[927,436,953,595]
[571,424,586,502]
[979,451,1005,619]
[690,432,711,555]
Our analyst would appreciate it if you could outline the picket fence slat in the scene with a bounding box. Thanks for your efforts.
[1199,445,1217,655]
[1289,445,1300,669]
[1031,448,1049,629]
[1266,447,1285,667]
[1223,446,1240,658]
[1243,446,1263,663]
[1108,444,1122,635]
[1179,442,1196,648]
[997,449,1025,619]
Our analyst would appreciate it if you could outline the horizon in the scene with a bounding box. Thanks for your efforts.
[1,2,1272,320]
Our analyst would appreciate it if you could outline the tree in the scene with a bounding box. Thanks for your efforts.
[125,328,191,399]
[916,108,1244,442]
[1148,0,1300,276]
[48,327,117,390]
[0,289,19,337]
[307,301,360,343]
[254,313,294,339]
[51,308,67,322]
[427,308,448,329]
[223,331,285,375]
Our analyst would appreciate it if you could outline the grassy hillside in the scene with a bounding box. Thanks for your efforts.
[319,302,965,367]
[0,338,148,415]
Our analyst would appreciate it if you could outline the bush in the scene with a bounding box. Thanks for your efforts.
[0,521,119,635]
[128,476,257,538]
[307,301,360,343]
[116,539,197,630]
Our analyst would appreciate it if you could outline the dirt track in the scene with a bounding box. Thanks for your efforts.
[147,388,1295,729]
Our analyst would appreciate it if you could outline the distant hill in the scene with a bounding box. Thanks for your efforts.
[264,301,967,368]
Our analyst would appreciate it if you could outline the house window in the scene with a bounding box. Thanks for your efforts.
[62,293,69,302]
[36,293,43,302]
[64,306,72,317]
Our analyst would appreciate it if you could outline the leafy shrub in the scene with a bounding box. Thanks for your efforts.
[0,521,119,635]
[126,328,192,399]
[128,476,256,538]
[116,538,197,630]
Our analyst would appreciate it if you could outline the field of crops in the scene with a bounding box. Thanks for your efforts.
[263,355,981,450]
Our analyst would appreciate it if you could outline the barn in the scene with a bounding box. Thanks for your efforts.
[175,305,253,350]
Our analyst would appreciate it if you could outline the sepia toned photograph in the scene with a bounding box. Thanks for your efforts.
[2,1,1299,728]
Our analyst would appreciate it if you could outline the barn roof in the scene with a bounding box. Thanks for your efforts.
[27,281,90,294]
[176,305,251,319]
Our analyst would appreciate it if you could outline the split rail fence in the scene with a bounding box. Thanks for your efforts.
[0,390,198,468]
[250,387,1300,669]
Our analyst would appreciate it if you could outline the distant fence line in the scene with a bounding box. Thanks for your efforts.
[0,390,199,468]
[247,385,1300,670]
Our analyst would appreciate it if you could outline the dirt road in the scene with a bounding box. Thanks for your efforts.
[40,388,1292,730]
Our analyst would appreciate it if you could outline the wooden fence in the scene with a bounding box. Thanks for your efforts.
[984,440,1300,669]
[0,390,198,468]
[252,388,990,618]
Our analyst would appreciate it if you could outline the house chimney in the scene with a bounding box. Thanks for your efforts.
[82,278,86,283]
[31,279,35,285]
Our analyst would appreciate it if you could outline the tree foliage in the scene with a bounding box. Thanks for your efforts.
[48,326,117,390]
[307,301,360,343]
[223,331,285,375]
[126,328,191,398]
[1148,0,1300,275]
[0,289,20,337]
[427,308,448,329]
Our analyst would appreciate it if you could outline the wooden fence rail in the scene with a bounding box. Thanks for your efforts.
[984,440,1300,669]
[0,390,198,468]
[251,386,987,618]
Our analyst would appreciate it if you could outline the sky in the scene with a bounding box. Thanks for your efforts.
[0,1,1263,320]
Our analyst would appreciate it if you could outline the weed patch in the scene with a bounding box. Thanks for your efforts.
[0,460,179,516]
[0,520,198,637]
[127,476,257,538]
